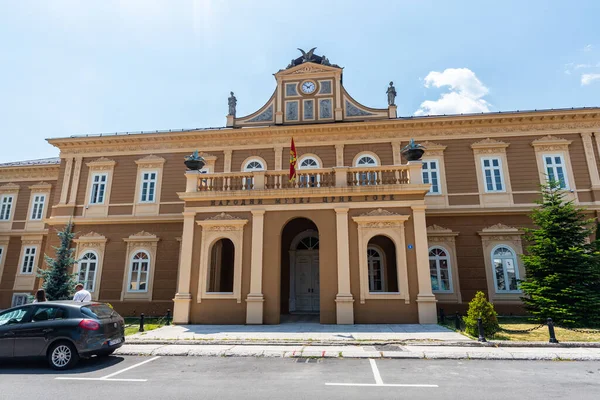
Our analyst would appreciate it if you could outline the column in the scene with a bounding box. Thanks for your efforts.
[246,210,265,324]
[68,157,83,204]
[335,208,354,324]
[412,205,437,324]
[59,157,73,204]
[582,132,600,189]
[173,211,196,324]
[223,150,232,173]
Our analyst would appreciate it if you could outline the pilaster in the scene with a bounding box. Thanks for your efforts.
[246,210,265,324]
[581,132,600,189]
[173,211,196,324]
[59,157,73,204]
[223,150,232,173]
[335,207,354,324]
[274,146,283,171]
[412,205,437,324]
[68,157,83,205]
[335,144,345,167]
[392,141,401,165]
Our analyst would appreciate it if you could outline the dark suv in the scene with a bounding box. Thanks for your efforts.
[0,301,125,370]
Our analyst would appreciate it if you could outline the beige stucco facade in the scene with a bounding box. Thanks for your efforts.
[1,50,600,325]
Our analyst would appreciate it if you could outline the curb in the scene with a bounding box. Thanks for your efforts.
[124,339,600,348]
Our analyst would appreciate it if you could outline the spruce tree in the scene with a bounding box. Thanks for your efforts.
[37,222,78,300]
[520,180,600,327]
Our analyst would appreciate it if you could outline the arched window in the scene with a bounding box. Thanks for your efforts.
[208,238,235,293]
[299,156,320,169]
[492,246,520,293]
[298,156,321,188]
[243,160,265,172]
[355,154,378,185]
[128,251,150,292]
[242,159,265,190]
[297,235,319,250]
[367,246,385,292]
[429,247,452,292]
[77,251,98,292]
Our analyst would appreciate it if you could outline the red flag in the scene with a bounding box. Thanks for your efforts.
[289,138,297,182]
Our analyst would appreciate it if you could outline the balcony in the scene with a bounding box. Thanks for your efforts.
[182,163,427,198]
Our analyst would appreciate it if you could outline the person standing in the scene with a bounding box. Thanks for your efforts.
[73,283,92,302]
[32,289,47,303]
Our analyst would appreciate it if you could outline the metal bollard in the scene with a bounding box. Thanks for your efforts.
[139,313,145,332]
[477,318,486,342]
[166,309,172,326]
[455,312,461,331]
[439,308,445,324]
[547,318,559,344]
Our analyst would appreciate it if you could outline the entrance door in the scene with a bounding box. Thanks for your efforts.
[294,251,320,313]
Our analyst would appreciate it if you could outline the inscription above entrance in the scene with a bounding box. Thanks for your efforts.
[208,195,400,207]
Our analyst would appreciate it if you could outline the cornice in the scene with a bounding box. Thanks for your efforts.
[0,165,59,182]
[46,109,600,156]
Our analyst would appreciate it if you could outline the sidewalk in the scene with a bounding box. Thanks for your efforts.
[115,343,600,361]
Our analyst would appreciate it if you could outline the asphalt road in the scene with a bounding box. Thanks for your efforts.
[1,355,599,399]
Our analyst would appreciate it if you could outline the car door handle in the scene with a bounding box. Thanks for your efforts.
[42,328,54,333]
[3,332,15,337]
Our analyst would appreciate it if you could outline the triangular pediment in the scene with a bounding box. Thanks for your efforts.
[275,62,342,77]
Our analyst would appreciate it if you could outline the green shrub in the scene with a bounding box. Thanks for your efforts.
[464,291,500,337]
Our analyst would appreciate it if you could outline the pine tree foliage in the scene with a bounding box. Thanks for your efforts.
[464,291,499,337]
[37,222,78,300]
[520,180,600,327]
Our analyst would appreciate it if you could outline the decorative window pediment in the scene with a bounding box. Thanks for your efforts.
[135,154,166,168]
[471,138,509,154]
[0,183,20,194]
[421,141,447,156]
[531,135,572,151]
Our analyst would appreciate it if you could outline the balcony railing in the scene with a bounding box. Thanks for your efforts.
[188,164,422,193]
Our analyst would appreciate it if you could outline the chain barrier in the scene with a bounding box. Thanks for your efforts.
[554,325,600,334]
[499,323,546,334]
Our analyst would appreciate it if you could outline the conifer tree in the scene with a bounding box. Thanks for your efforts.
[37,222,78,300]
[520,180,600,327]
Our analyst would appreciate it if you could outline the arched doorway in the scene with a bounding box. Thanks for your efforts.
[280,218,319,316]
[289,230,320,313]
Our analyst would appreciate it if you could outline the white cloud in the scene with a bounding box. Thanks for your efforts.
[581,73,600,85]
[414,68,491,116]
[584,44,594,52]
[575,63,592,69]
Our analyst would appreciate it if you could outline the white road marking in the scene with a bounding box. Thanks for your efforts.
[55,356,161,382]
[369,359,383,385]
[325,358,439,388]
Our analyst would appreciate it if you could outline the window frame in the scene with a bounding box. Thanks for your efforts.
[0,194,14,221]
[353,153,379,186]
[77,250,99,292]
[491,245,521,294]
[422,159,441,195]
[89,173,108,205]
[20,246,37,275]
[29,194,46,220]
[480,157,506,193]
[206,238,235,294]
[542,153,569,189]
[139,171,158,203]
[428,246,453,293]
[243,159,266,172]
[127,250,151,293]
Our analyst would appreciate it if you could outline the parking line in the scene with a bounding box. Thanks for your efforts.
[55,356,161,382]
[325,359,439,388]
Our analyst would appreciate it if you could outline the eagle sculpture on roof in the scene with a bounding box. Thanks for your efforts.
[297,47,317,63]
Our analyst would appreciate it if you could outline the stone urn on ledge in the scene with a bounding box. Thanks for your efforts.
[184,150,206,171]
[401,139,425,161]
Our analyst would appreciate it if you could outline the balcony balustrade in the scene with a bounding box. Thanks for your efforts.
[185,163,423,194]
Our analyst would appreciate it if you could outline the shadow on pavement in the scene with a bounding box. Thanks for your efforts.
[0,355,126,375]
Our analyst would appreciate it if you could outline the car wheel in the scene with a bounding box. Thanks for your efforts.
[48,341,79,370]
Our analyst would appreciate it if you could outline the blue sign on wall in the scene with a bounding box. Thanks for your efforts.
[407,244,414,250]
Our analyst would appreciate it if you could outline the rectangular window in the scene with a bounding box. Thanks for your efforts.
[0,195,14,220]
[30,194,46,220]
[21,247,36,274]
[140,172,157,203]
[481,157,504,192]
[422,160,440,194]
[543,155,568,189]
[89,173,107,204]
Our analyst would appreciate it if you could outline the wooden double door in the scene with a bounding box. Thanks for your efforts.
[291,250,320,313]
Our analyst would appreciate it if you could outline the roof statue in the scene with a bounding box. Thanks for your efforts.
[228,92,237,117]
[387,81,397,106]
[285,47,341,69]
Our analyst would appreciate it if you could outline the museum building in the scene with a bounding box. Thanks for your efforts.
[1,50,600,325]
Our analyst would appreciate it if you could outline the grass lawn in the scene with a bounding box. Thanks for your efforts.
[125,323,163,336]
[442,317,600,342]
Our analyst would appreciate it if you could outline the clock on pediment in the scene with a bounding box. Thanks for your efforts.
[301,80,316,94]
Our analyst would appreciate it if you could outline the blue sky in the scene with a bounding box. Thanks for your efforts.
[0,0,598,163]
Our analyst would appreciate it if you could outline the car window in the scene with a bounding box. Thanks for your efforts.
[31,306,66,322]
[0,307,29,326]
[81,304,114,319]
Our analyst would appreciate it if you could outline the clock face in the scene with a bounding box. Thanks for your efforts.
[301,81,316,94]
